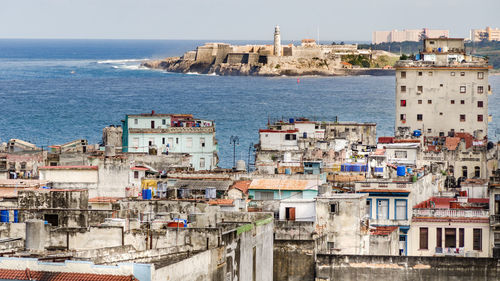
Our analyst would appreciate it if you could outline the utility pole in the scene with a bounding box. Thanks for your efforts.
[230,136,239,169]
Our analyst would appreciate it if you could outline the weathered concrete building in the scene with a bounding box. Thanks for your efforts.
[394,38,491,138]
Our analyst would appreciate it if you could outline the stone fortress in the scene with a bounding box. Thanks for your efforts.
[142,26,397,76]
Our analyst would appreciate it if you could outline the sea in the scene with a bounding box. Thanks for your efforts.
[0,39,499,168]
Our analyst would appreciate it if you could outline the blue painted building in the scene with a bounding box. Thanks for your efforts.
[247,178,319,200]
[122,112,217,170]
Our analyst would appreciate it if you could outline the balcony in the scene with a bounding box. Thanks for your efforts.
[413,208,489,218]
[369,218,409,226]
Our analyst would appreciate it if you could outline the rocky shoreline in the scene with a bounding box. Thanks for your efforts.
[141,57,395,77]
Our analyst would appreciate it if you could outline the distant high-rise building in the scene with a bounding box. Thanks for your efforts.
[372,28,449,44]
[471,26,500,42]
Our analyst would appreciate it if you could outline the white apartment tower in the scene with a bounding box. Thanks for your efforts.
[274,25,282,56]
[395,38,491,138]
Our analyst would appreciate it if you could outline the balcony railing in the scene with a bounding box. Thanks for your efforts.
[413,208,489,218]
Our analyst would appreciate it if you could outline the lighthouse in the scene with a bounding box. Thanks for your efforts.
[274,25,281,56]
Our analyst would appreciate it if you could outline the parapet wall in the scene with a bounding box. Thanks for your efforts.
[316,254,500,281]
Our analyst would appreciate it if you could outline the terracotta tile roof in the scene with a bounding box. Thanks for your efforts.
[0,269,137,280]
[208,199,234,206]
[455,132,473,149]
[378,137,394,144]
[413,197,489,209]
[231,180,251,194]
[370,226,398,236]
[249,179,318,191]
[445,137,460,151]
[39,165,98,170]
[393,139,421,143]
[89,197,124,203]
[373,149,386,156]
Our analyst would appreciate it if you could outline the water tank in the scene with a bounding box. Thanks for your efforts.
[25,219,46,251]
[413,130,421,137]
[374,167,384,173]
[142,189,152,200]
[415,54,421,60]
[438,47,442,52]
[318,184,330,196]
[104,145,115,157]
[0,210,8,222]
[397,166,406,176]
[407,167,413,174]
[289,118,294,124]
[236,160,246,172]
[285,168,291,175]
[443,46,449,52]
[351,164,361,172]
[13,210,18,223]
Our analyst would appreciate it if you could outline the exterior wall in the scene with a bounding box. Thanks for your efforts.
[278,200,316,222]
[385,145,418,166]
[153,248,222,281]
[369,231,400,255]
[408,221,490,257]
[395,67,489,137]
[316,255,500,281]
[316,195,369,255]
[39,169,98,183]
[248,189,318,200]
[259,131,298,151]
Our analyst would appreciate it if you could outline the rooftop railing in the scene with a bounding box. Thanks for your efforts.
[413,208,489,218]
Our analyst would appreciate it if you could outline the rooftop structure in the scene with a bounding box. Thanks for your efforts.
[122,111,217,171]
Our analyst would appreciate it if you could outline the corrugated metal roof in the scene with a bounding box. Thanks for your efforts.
[248,179,318,191]
[173,180,232,191]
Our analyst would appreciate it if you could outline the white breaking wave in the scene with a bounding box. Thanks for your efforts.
[185,72,218,76]
[97,59,148,64]
[111,65,147,70]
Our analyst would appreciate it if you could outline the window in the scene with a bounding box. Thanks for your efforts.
[186,137,193,148]
[461,100,465,104]
[134,171,139,179]
[255,191,274,200]
[440,84,443,87]
[134,119,138,125]
[427,128,432,133]
[451,100,455,104]
[151,120,155,129]
[417,86,423,93]
[162,119,166,125]
[451,72,455,76]
[445,228,456,248]
[400,100,406,107]
[199,157,205,169]
[417,114,423,121]
[460,114,466,122]
[436,228,442,248]
[460,86,466,93]
[418,71,422,76]
[366,199,371,218]
[376,199,389,219]
[20,162,26,170]
[473,229,482,250]
[478,72,484,79]
[148,138,154,146]
[400,71,406,78]
[419,228,428,250]
[285,207,296,221]
[400,114,406,121]
[478,101,483,107]
[285,134,297,140]
[439,112,443,116]
[428,71,433,76]
[200,137,206,147]
[418,100,422,104]
[176,138,179,144]
[477,115,483,122]
[395,150,407,159]
[459,228,464,247]
[462,166,468,178]
[330,202,339,214]
[460,72,465,76]
[400,85,406,93]
[44,214,59,227]
[477,86,484,94]
[162,137,165,145]
[474,166,480,178]
[395,200,407,220]
[427,100,432,104]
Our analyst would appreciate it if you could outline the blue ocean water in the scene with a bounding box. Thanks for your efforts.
[0,39,499,168]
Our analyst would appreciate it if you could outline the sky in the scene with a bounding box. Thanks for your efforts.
[0,0,499,41]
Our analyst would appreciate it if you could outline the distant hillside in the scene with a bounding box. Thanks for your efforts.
[358,41,500,69]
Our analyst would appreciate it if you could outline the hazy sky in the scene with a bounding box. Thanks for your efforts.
[1,0,499,41]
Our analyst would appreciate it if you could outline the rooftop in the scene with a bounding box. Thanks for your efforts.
[0,269,137,281]
[249,179,319,191]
